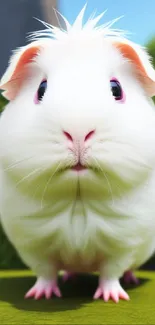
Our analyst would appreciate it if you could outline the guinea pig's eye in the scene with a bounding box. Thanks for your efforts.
[110,78,124,101]
[35,79,47,103]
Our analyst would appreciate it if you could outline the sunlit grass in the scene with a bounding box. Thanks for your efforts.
[0,270,154,324]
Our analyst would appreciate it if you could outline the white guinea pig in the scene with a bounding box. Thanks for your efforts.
[1,5,155,303]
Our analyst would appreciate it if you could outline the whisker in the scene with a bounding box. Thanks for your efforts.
[15,167,43,190]
[40,160,63,209]
[91,155,114,206]
[103,171,114,206]
[4,155,36,172]
[30,167,47,202]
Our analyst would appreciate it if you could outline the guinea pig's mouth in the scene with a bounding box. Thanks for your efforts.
[71,162,87,172]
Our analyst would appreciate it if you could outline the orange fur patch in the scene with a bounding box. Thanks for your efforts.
[0,46,40,100]
[11,46,40,82]
[115,42,147,77]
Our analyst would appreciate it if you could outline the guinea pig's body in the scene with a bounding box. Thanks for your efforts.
[1,164,155,274]
[1,6,155,302]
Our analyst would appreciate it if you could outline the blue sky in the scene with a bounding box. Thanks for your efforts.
[59,0,155,45]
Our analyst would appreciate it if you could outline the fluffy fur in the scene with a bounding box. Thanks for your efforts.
[0,5,155,301]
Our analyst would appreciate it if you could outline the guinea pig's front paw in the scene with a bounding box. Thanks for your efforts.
[25,276,62,300]
[93,278,130,303]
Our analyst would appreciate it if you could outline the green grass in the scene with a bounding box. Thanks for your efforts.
[0,270,155,324]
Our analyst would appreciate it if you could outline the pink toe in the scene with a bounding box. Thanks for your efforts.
[120,291,130,301]
[94,287,102,299]
[25,288,36,299]
[110,292,119,303]
[34,290,44,300]
[103,291,110,302]
[53,286,62,297]
[45,288,53,299]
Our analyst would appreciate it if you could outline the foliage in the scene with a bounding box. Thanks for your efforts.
[0,93,7,113]
[146,37,155,67]
[146,37,155,103]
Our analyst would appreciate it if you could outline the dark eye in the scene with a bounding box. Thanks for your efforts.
[110,79,123,101]
[37,79,47,101]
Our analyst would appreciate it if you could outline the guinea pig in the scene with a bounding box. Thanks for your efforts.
[1,5,155,303]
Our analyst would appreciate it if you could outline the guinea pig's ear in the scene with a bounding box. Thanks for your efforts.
[113,39,155,97]
[0,42,43,100]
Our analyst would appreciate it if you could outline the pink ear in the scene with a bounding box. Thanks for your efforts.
[0,46,40,100]
[114,41,155,97]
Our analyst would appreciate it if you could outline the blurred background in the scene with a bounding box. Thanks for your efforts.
[0,0,155,270]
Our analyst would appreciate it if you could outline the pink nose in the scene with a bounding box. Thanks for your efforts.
[63,130,95,142]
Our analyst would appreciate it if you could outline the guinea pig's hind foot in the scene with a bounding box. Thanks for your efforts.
[123,271,139,285]
[93,278,130,303]
[25,276,62,300]
[62,271,76,282]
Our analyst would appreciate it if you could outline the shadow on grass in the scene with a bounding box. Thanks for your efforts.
[0,273,149,313]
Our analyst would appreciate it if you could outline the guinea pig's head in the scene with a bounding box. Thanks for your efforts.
[1,6,155,202]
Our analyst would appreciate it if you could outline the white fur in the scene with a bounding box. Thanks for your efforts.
[0,5,155,283]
